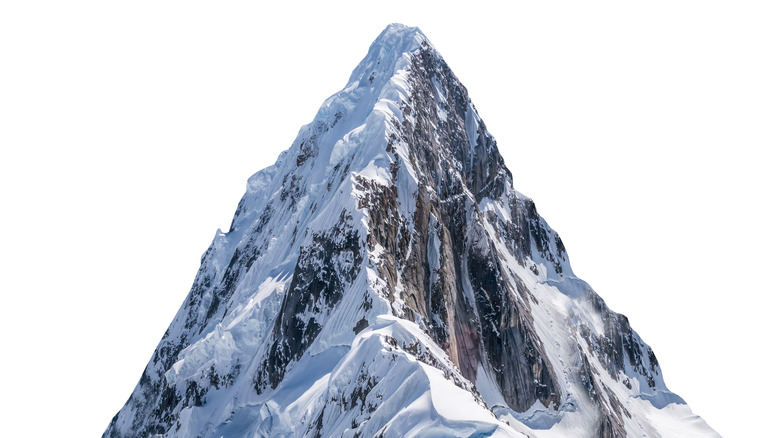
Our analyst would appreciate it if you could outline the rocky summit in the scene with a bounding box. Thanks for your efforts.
[104,24,720,438]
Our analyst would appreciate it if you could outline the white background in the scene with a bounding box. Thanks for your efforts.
[2,2,777,437]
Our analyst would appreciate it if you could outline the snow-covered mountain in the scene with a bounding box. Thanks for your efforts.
[104,24,719,438]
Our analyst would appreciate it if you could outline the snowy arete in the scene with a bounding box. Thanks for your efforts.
[104,24,720,438]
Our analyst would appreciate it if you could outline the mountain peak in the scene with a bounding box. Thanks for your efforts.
[377,23,427,45]
[105,24,720,438]
[367,23,429,60]
[346,23,430,86]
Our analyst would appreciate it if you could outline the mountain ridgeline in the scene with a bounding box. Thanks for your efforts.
[104,24,719,438]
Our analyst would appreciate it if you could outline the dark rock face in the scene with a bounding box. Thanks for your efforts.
[257,211,363,392]
[349,41,565,413]
[583,290,660,386]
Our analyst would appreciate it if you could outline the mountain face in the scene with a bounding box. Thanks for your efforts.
[104,24,719,438]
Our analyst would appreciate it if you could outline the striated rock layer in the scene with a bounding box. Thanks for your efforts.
[104,24,719,438]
